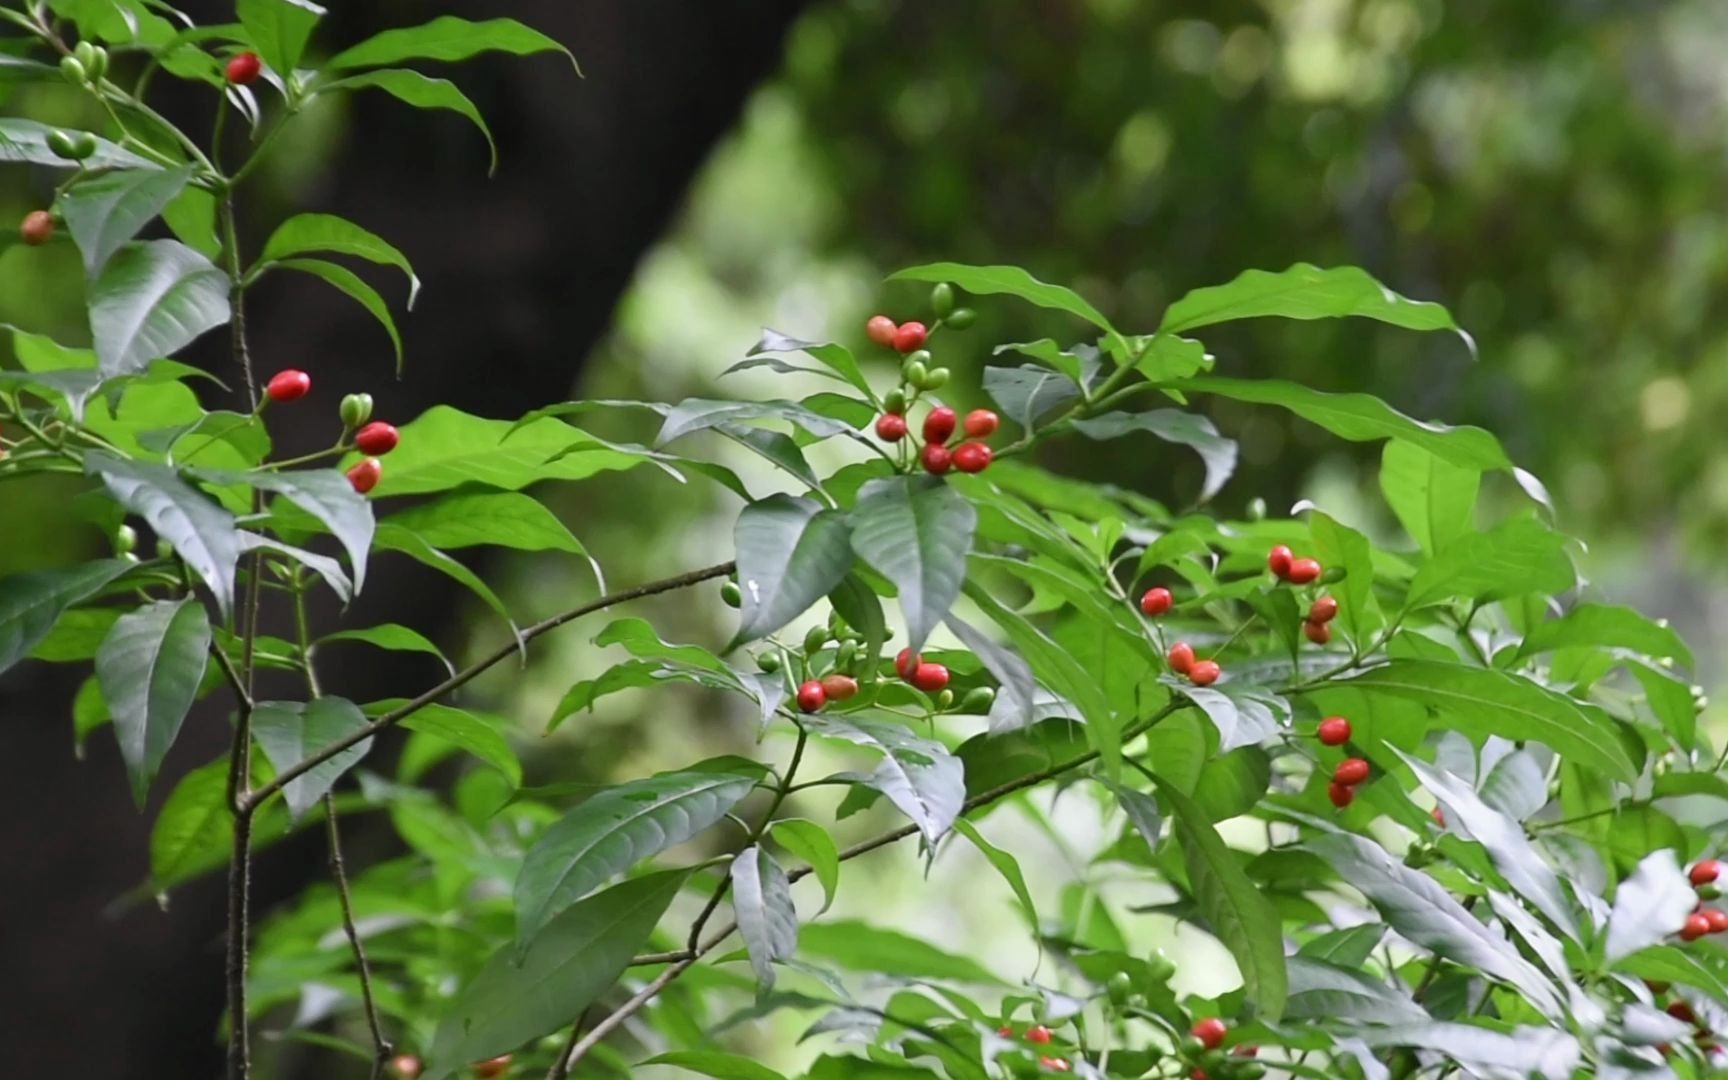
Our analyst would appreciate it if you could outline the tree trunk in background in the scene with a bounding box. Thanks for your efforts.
[0,2,810,1076]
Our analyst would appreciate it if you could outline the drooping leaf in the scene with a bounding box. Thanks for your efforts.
[150,756,233,889]
[193,466,374,593]
[889,263,1125,354]
[426,870,686,1080]
[732,846,799,992]
[848,476,975,652]
[96,597,210,807]
[325,15,576,73]
[1477,748,1549,822]
[1307,511,1377,642]
[951,819,1039,934]
[1380,439,1481,555]
[1604,850,1696,963]
[390,702,521,789]
[382,491,585,556]
[797,920,1004,984]
[1332,660,1637,782]
[1097,778,1163,850]
[258,212,418,305]
[1160,264,1465,339]
[1403,515,1574,610]
[371,524,517,631]
[810,714,964,845]
[732,494,854,645]
[1284,956,1427,1024]
[514,767,762,948]
[982,364,1081,433]
[1155,779,1287,1019]
[58,164,196,277]
[750,328,873,398]
[1183,686,1284,753]
[374,406,651,495]
[770,818,839,915]
[945,615,1036,733]
[1070,410,1237,502]
[86,451,241,617]
[274,257,404,373]
[236,0,324,76]
[87,239,231,378]
[1516,603,1693,668]
[654,398,859,447]
[252,697,373,821]
[319,69,496,174]
[0,559,135,676]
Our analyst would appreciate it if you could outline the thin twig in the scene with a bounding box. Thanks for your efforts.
[241,561,736,815]
[224,811,253,1080]
[326,793,392,1078]
[209,642,253,711]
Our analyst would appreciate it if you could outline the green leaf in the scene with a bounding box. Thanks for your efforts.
[393,703,521,789]
[889,263,1124,353]
[191,466,374,593]
[945,615,1036,733]
[236,0,324,76]
[259,213,419,306]
[1284,956,1427,1024]
[797,921,1003,984]
[150,756,232,888]
[1181,685,1284,753]
[0,558,135,676]
[828,573,887,678]
[1307,832,1564,1016]
[1613,945,1728,1002]
[0,117,155,169]
[1128,333,1212,382]
[1176,376,1510,469]
[326,15,576,73]
[1380,439,1480,555]
[252,697,373,821]
[641,1052,790,1080]
[1404,515,1573,610]
[426,870,686,1080]
[274,257,404,373]
[750,328,873,399]
[733,494,854,645]
[33,607,120,662]
[810,714,964,845]
[383,491,585,555]
[770,818,839,915]
[514,767,761,949]
[372,524,517,631]
[162,178,221,259]
[86,451,241,617]
[1307,511,1376,642]
[1160,264,1464,339]
[982,364,1082,433]
[1353,1023,1578,1078]
[1070,410,1236,503]
[1332,660,1637,782]
[848,476,975,652]
[594,617,730,674]
[319,69,497,174]
[59,165,196,277]
[655,398,859,446]
[87,239,231,378]
[1516,603,1693,667]
[1097,778,1162,850]
[96,597,210,807]
[951,819,1039,933]
[732,845,798,992]
[1604,850,1696,963]
[377,406,650,495]
[1154,778,1287,1020]
[993,338,1087,385]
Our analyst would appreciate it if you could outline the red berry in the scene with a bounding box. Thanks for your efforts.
[1287,557,1322,585]
[1303,619,1331,645]
[1232,1046,1259,1058]
[20,209,53,246]
[1140,587,1173,617]
[1167,641,1195,674]
[354,421,399,456]
[875,413,909,442]
[796,680,826,713]
[1327,781,1355,809]
[1267,545,1293,579]
[1432,805,1446,828]
[471,1056,511,1079]
[1187,659,1221,687]
[266,368,311,403]
[1039,1059,1069,1073]
[225,51,262,85]
[1334,757,1370,786]
[996,1025,1014,1038]
[963,409,1000,438]
[866,315,898,347]
[1669,1001,1699,1024]
[911,662,950,693]
[923,406,958,445]
[346,457,382,494]
[895,648,921,680]
[1191,1072,1210,1080]
[1308,596,1338,623]
[892,321,928,353]
[1026,1025,1053,1045]
[1191,1018,1227,1050]
[952,441,993,473]
[922,443,952,474]
[1683,913,1712,941]
[389,1056,422,1080]
[819,673,858,702]
[1706,909,1728,934]
[1691,860,1720,887]
[1317,716,1351,746]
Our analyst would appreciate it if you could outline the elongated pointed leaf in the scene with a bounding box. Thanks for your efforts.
[275,257,404,372]
[811,714,963,845]
[390,703,520,789]
[326,15,576,73]
[236,0,324,76]
[1160,264,1463,338]
[1284,956,1427,1023]
[259,214,418,304]
[1605,850,1696,963]
[150,756,234,888]
[191,466,374,593]
[319,68,495,172]
[514,767,761,948]
[1333,660,1636,781]
[641,1052,789,1080]
[427,870,686,1080]
[982,364,1081,432]
[952,819,1039,933]
[0,558,135,676]
[1308,511,1376,642]
[797,921,1003,984]
[88,240,231,378]
[1155,779,1287,1020]
[372,524,517,632]
[96,597,210,807]
[750,328,873,398]
[86,452,241,617]
[0,118,154,169]
[1097,778,1163,850]
[59,165,196,277]
[1070,410,1237,502]
[732,494,854,645]
[770,818,839,914]
[732,846,798,992]
[1404,515,1573,609]
[1380,439,1480,555]
[1354,1024,1579,1080]
[383,491,584,555]
[377,406,651,495]
[889,263,1125,353]
[1516,603,1693,667]
[848,477,974,652]
[945,615,1036,733]
[252,697,373,820]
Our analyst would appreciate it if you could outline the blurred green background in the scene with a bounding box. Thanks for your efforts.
[4,0,1728,1074]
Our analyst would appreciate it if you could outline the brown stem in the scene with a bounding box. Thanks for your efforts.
[241,561,736,815]
[325,793,392,1078]
[224,809,253,1080]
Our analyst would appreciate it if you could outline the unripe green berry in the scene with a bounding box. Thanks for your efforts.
[48,130,83,160]
[924,366,950,390]
[1146,953,1176,982]
[936,688,953,710]
[339,392,374,429]
[60,56,87,85]
[155,538,174,560]
[1105,971,1132,1005]
[803,624,830,654]
[757,652,781,673]
[1245,496,1267,521]
[74,41,98,68]
[1179,1036,1205,1057]
[835,639,858,671]
[903,360,928,388]
[720,580,742,608]
[113,524,137,555]
[883,389,907,415]
[930,282,955,317]
[1320,565,1348,584]
[944,307,976,330]
[1699,884,1721,901]
[1198,1048,1227,1069]
[75,42,106,82]
[960,686,996,713]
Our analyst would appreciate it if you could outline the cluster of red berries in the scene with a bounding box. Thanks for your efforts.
[1680,860,1728,941]
[387,1054,508,1079]
[1303,594,1338,644]
[1658,996,1727,1060]
[264,368,400,494]
[1266,544,1321,585]
[1326,756,1371,809]
[876,403,998,475]
[867,314,929,356]
[794,647,951,713]
[1185,1018,1261,1079]
[993,1025,1068,1072]
[1140,585,1225,687]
